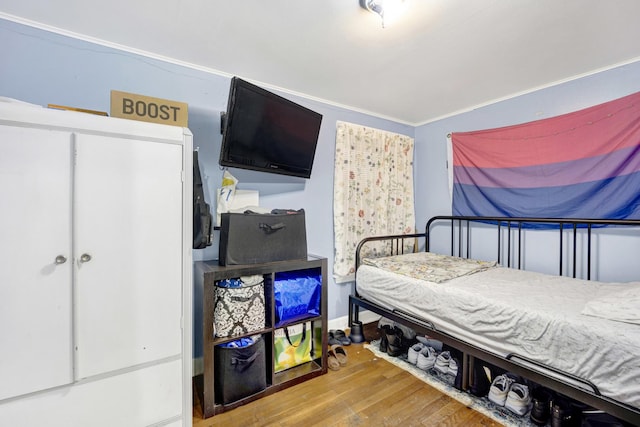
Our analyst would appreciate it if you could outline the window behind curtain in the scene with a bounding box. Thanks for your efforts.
[333,121,416,281]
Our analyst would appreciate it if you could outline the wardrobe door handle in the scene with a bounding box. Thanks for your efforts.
[79,253,92,263]
[55,255,67,264]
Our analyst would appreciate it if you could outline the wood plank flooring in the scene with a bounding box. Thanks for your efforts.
[192,331,502,426]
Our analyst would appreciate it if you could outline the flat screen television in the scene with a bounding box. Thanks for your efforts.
[219,77,323,179]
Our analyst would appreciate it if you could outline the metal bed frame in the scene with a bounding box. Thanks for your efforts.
[349,215,640,425]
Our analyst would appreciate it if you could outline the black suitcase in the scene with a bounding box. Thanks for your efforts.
[219,209,307,265]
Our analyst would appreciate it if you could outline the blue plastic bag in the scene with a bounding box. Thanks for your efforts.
[274,271,321,327]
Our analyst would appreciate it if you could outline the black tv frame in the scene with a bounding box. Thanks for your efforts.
[219,77,323,179]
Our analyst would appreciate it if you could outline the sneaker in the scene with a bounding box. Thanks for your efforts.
[505,383,532,416]
[488,374,515,406]
[448,357,458,376]
[407,343,424,365]
[434,351,451,374]
[416,346,437,371]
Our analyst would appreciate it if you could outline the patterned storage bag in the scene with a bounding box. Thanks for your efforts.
[213,275,266,338]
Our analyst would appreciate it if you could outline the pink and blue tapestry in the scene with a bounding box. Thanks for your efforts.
[451,91,640,221]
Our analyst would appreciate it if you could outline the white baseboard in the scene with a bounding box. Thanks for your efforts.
[192,310,381,376]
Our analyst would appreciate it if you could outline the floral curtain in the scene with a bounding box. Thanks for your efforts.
[333,121,416,281]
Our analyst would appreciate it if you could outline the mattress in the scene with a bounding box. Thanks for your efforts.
[356,252,640,408]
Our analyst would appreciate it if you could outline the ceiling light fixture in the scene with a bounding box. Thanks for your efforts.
[360,0,408,28]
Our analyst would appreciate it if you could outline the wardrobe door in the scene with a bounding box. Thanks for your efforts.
[0,125,74,400]
[74,133,184,379]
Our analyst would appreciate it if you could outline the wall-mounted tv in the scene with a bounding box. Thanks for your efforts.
[219,77,323,179]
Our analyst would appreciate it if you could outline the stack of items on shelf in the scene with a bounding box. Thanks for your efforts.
[273,270,323,373]
[210,269,323,407]
[216,171,308,266]
[213,275,267,404]
[215,170,259,227]
[198,251,327,418]
[201,171,326,415]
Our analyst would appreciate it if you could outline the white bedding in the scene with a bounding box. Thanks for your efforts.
[356,253,640,408]
[582,284,640,325]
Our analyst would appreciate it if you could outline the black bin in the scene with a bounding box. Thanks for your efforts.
[214,336,267,404]
[218,210,307,265]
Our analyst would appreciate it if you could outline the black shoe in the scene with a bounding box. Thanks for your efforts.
[328,330,341,346]
[330,329,351,346]
[530,387,553,426]
[551,397,577,427]
[386,326,404,357]
[469,363,491,397]
[379,324,392,353]
[453,356,463,390]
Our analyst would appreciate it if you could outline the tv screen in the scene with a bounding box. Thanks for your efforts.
[219,77,323,179]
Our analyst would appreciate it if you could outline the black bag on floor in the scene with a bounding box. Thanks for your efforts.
[214,336,267,404]
[219,209,307,265]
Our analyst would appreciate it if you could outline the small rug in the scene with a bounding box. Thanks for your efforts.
[364,341,538,427]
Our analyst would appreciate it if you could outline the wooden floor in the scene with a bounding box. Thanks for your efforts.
[192,329,502,427]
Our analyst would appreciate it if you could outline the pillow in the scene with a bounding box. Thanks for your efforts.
[581,284,640,325]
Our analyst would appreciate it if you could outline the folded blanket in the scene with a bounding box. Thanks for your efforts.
[362,252,497,283]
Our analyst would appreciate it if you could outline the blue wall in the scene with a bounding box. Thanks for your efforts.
[3,17,640,318]
[414,60,640,224]
[414,60,640,281]
[0,17,413,322]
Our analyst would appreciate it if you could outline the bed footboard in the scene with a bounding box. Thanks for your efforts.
[350,232,426,324]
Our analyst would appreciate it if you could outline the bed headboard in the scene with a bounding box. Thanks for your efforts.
[356,215,640,281]
[426,216,640,280]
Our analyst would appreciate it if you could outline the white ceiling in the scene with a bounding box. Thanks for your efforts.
[2,0,640,125]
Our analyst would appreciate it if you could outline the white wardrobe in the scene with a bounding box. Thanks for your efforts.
[0,101,192,427]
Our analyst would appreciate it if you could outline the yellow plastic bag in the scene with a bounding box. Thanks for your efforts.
[274,322,313,372]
